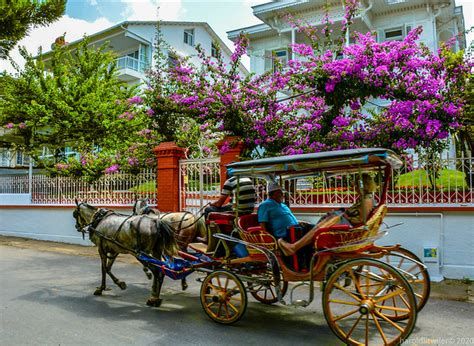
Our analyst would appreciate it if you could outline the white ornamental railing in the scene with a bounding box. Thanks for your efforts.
[0,169,156,206]
[179,158,221,213]
[1,156,472,207]
[285,156,473,207]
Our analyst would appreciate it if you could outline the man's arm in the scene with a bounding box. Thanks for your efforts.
[211,194,229,207]
[260,222,269,232]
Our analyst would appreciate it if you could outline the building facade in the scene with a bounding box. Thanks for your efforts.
[228,0,465,75]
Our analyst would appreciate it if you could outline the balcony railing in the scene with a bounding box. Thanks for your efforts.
[115,56,148,73]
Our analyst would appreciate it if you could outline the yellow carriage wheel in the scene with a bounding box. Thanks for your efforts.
[200,270,247,324]
[323,259,417,346]
[382,247,430,319]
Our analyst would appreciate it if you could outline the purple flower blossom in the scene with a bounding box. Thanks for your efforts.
[104,164,120,174]
[127,96,143,105]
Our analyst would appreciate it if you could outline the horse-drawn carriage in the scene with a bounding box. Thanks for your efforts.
[74,148,429,346]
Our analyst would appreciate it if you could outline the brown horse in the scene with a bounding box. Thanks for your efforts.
[132,198,207,290]
[132,198,207,250]
[73,200,178,307]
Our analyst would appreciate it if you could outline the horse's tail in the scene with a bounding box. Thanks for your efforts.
[195,217,207,240]
[155,219,179,256]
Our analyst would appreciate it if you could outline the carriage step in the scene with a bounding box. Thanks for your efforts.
[291,299,310,307]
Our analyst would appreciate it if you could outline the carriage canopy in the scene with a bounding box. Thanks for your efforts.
[226,148,403,179]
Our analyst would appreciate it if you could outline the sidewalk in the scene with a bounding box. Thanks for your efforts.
[1,235,472,303]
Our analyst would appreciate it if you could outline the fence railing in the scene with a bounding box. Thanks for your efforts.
[285,156,473,207]
[0,169,156,206]
[179,158,221,214]
[0,156,472,208]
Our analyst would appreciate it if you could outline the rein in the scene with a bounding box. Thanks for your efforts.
[77,208,111,240]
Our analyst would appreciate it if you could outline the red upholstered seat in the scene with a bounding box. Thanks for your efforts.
[237,213,259,231]
[207,212,235,234]
[237,214,277,251]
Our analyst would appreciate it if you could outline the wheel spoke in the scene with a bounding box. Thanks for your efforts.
[206,301,216,309]
[345,313,363,339]
[224,302,230,319]
[374,288,405,303]
[334,283,362,302]
[374,304,410,313]
[398,292,410,308]
[398,257,405,268]
[373,310,404,333]
[365,314,369,346]
[360,269,387,282]
[365,266,370,296]
[406,264,418,273]
[392,296,399,318]
[370,311,388,344]
[414,292,423,299]
[333,307,360,322]
[225,277,229,291]
[328,299,360,306]
[227,301,240,313]
[349,269,365,298]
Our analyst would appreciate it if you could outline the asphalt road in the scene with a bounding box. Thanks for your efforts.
[1,244,473,346]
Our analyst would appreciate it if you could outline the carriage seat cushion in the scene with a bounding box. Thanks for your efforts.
[206,212,235,225]
[237,213,259,231]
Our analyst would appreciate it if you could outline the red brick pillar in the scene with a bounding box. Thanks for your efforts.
[153,142,186,212]
[217,136,244,188]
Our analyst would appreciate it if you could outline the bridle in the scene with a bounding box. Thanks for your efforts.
[74,203,110,240]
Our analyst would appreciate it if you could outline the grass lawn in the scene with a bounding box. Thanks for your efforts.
[129,181,156,193]
[396,169,468,189]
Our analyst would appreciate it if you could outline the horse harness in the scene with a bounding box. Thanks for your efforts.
[76,206,151,254]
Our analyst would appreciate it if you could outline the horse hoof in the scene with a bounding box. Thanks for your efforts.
[146,298,162,307]
[181,282,188,291]
[118,282,127,290]
[93,289,103,296]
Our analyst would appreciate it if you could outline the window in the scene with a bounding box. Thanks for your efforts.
[16,151,30,166]
[184,29,194,46]
[272,49,289,72]
[0,149,11,167]
[211,42,218,58]
[384,27,404,41]
[127,50,139,59]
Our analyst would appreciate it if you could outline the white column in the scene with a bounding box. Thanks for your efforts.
[291,28,296,60]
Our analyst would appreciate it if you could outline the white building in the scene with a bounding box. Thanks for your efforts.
[0,21,248,169]
[43,20,248,85]
[228,0,465,75]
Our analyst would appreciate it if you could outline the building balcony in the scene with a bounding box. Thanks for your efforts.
[115,56,148,83]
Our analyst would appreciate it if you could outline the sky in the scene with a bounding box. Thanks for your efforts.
[0,0,473,74]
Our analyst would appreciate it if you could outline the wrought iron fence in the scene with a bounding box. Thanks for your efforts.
[1,156,472,208]
[284,155,473,207]
[179,158,221,213]
[0,169,156,205]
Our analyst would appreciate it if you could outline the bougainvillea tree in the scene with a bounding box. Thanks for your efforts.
[148,0,471,159]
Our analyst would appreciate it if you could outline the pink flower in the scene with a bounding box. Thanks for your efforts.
[104,164,120,174]
[127,96,143,104]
